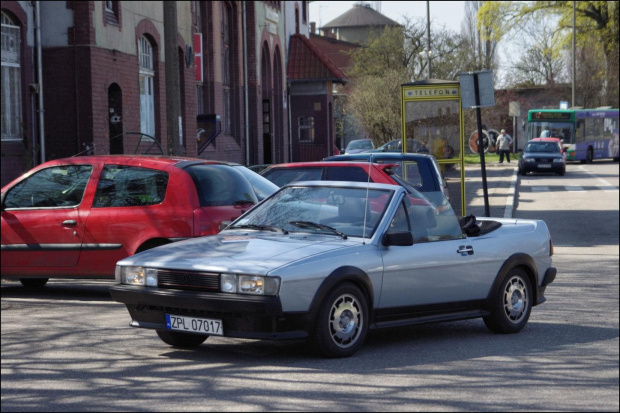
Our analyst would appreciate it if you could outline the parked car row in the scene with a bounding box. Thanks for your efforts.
[1,156,278,287]
[2,148,556,358]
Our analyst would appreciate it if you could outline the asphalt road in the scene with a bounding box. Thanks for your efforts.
[1,161,618,412]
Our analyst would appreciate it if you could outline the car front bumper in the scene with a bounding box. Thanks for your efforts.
[109,284,311,340]
[521,162,565,173]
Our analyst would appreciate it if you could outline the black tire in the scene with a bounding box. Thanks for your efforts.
[483,268,532,334]
[556,169,565,176]
[156,330,208,348]
[519,168,527,176]
[20,278,49,289]
[313,282,369,358]
[586,147,594,164]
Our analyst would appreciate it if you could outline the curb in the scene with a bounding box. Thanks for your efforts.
[504,167,518,218]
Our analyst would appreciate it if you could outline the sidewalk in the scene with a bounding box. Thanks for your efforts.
[445,163,518,219]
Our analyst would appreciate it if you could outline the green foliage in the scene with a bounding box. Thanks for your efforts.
[348,69,409,144]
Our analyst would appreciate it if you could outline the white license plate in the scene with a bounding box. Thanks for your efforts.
[538,164,552,168]
[165,314,223,336]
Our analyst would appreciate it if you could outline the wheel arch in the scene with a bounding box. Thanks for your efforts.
[484,253,539,309]
[308,266,374,321]
[135,237,173,254]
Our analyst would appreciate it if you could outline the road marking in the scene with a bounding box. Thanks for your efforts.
[532,186,550,192]
[565,186,584,191]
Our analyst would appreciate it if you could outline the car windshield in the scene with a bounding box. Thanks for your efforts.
[525,142,560,153]
[227,185,394,239]
[348,140,374,150]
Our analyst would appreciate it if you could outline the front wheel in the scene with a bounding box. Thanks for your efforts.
[483,269,532,334]
[313,282,369,358]
[156,330,208,348]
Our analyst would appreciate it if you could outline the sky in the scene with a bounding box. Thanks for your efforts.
[309,1,467,33]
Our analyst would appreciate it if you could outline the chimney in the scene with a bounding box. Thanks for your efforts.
[310,22,316,34]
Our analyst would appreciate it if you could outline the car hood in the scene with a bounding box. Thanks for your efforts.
[117,231,357,275]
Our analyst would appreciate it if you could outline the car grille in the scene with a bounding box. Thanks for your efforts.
[157,269,220,292]
[534,157,553,163]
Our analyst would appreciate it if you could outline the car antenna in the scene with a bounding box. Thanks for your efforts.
[362,153,373,244]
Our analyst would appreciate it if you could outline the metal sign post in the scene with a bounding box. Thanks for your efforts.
[459,70,496,217]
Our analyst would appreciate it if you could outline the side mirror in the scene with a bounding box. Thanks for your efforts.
[382,231,414,247]
[0,191,5,212]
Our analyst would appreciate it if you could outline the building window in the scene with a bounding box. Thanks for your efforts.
[104,1,120,26]
[1,11,21,142]
[299,116,315,142]
[221,4,232,135]
[138,36,155,139]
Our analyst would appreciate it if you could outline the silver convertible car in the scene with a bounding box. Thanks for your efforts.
[110,181,556,358]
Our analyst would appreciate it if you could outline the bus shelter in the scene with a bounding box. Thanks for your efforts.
[401,80,466,216]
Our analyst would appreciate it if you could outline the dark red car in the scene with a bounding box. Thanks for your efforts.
[260,161,436,210]
[1,155,278,287]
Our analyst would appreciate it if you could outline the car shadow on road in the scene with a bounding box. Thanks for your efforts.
[1,279,114,302]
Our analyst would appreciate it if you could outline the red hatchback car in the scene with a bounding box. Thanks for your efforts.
[1,155,278,287]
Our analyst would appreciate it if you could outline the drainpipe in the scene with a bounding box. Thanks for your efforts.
[242,2,250,165]
[34,1,45,163]
[287,83,292,161]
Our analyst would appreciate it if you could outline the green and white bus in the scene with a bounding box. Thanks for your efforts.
[527,108,619,162]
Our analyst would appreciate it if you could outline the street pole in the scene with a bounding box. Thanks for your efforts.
[474,73,490,217]
[572,0,576,107]
[164,1,183,156]
[426,1,431,78]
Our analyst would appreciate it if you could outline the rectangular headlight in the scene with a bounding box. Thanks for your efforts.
[553,158,563,163]
[525,158,535,163]
[121,266,158,286]
[220,274,280,295]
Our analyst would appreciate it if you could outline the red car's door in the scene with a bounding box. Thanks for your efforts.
[1,164,93,267]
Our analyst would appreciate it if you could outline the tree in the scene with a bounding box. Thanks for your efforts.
[348,69,409,144]
[460,1,500,72]
[505,14,569,86]
[346,19,465,144]
[478,1,619,107]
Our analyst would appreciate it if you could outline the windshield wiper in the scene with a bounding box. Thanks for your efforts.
[228,224,288,234]
[289,221,348,239]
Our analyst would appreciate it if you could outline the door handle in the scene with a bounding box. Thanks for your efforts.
[457,245,474,255]
[62,220,77,226]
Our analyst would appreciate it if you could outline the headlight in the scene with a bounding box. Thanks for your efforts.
[220,273,280,295]
[553,158,564,163]
[525,158,535,163]
[120,266,158,286]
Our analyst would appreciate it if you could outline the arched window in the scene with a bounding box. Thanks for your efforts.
[138,35,155,139]
[1,11,21,141]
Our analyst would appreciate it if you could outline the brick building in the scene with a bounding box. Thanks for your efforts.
[1,1,343,186]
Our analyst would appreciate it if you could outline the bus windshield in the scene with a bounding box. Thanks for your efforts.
[527,122,573,143]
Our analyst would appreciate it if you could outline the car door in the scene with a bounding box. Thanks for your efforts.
[80,163,176,276]
[1,164,93,267]
[378,196,477,310]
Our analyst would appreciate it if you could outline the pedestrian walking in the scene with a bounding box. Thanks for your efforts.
[496,129,513,163]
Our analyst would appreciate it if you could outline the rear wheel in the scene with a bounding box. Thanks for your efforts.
[313,282,368,358]
[156,330,208,348]
[20,278,49,289]
[483,268,532,334]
